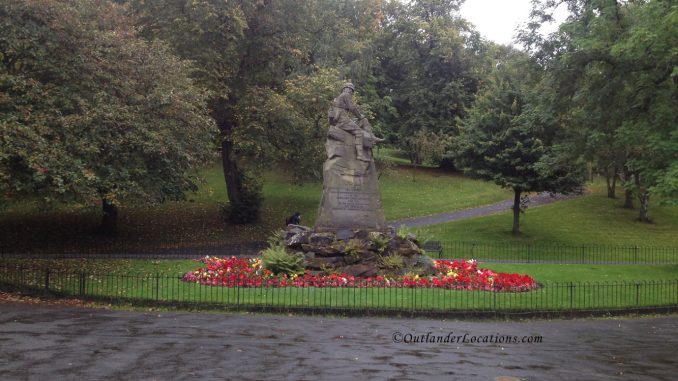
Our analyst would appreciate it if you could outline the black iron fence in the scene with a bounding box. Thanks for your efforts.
[0,242,266,259]
[1,241,678,264]
[2,266,677,316]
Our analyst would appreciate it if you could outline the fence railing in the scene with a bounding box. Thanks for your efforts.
[2,266,677,316]
[436,241,678,264]
[0,242,266,259]
[2,241,678,264]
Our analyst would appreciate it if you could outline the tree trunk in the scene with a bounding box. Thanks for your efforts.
[221,138,243,206]
[624,189,634,209]
[512,188,522,236]
[623,168,633,209]
[215,107,261,223]
[605,166,618,199]
[98,198,118,236]
[634,173,651,223]
[589,163,595,182]
[638,191,651,223]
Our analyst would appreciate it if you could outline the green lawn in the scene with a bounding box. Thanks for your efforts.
[482,263,678,283]
[2,161,676,254]
[427,183,678,247]
[0,162,510,252]
[373,146,413,166]
[240,163,511,224]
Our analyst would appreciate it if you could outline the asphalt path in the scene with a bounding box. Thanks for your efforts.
[391,192,582,228]
[1,303,677,380]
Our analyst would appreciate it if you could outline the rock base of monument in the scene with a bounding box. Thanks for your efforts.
[282,225,437,278]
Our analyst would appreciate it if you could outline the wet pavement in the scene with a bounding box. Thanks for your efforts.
[1,303,677,380]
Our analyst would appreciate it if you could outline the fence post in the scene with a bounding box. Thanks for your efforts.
[635,282,640,306]
[569,282,575,310]
[155,273,159,302]
[527,244,531,263]
[634,246,639,264]
[492,286,497,311]
[79,273,86,296]
[411,286,415,313]
[581,245,585,264]
[236,273,240,310]
[44,269,50,290]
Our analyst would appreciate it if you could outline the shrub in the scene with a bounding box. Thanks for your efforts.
[266,230,285,247]
[369,233,390,253]
[438,153,458,171]
[396,226,412,240]
[412,229,434,246]
[380,254,405,269]
[262,245,304,276]
[345,239,363,257]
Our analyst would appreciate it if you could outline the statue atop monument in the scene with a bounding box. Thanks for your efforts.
[328,83,384,162]
[315,83,387,232]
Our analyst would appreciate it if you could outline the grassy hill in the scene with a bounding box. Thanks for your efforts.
[0,162,509,252]
[426,183,678,247]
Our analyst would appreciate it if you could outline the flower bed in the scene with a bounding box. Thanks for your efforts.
[182,256,538,292]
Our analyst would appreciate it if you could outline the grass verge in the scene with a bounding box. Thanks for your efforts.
[427,183,678,247]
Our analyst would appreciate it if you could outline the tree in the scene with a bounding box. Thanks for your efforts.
[456,54,587,235]
[519,0,677,222]
[129,0,393,222]
[0,0,215,235]
[375,0,490,162]
[405,129,447,181]
[236,67,344,182]
[613,0,678,221]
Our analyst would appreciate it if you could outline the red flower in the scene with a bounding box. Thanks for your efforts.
[181,257,537,292]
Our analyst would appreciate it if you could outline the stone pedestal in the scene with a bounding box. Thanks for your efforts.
[314,126,387,232]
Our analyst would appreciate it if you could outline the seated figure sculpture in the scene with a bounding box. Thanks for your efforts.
[328,83,384,162]
[315,82,388,232]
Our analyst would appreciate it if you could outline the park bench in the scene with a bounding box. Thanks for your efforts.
[422,240,443,258]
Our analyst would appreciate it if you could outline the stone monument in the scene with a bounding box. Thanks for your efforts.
[277,83,435,277]
[314,82,387,233]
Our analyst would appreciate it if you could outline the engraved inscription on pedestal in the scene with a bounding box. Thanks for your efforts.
[314,140,387,231]
[334,190,372,211]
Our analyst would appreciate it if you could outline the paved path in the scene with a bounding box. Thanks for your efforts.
[0,303,676,380]
[391,192,582,228]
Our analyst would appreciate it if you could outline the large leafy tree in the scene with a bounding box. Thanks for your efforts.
[0,0,215,235]
[456,54,587,235]
[375,0,490,162]
[237,67,344,182]
[129,0,389,222]
[614,0,678,219]
[520,0,677,222]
